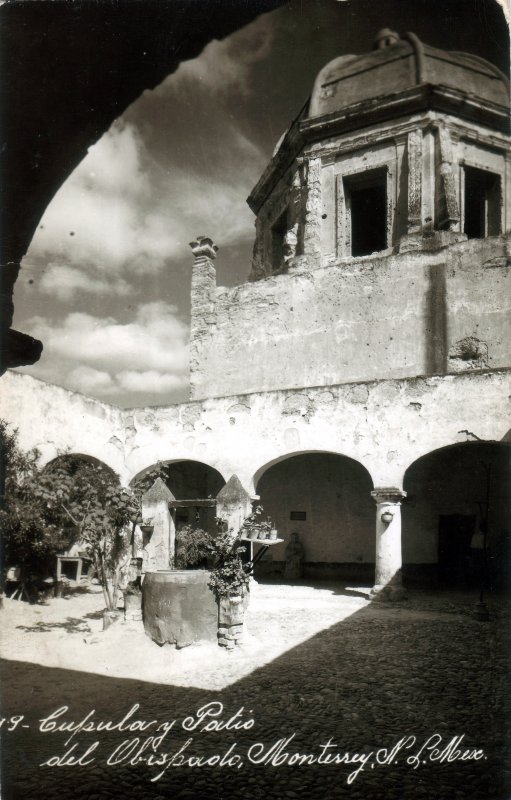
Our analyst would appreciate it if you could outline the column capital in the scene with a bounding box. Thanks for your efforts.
[189,235,218,261]
[371,487,407,504]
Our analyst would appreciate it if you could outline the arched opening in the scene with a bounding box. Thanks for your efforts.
[403,442,511,590]
[253,452,374,583]
[42,453,121,582]
[132,459,225,535]
[43,452,119,479]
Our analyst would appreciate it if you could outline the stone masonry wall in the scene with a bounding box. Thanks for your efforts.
[190,236,511,400]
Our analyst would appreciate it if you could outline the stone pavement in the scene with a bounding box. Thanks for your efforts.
[0,582,509,800]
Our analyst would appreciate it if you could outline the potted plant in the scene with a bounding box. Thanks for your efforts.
[207,531,251,600]
[207,531,252,648]
[240,506,275,542]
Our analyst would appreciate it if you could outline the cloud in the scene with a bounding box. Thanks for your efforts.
[26,121,183,280]
[164,13,274,96]
[117,370,185,394]
[39,264,133,300]
[67,366,117,394]
[24,115,264,300]
[20,13,274,310]
[15,13,273,406]
[160,129,264,246]
[20,302,190,403]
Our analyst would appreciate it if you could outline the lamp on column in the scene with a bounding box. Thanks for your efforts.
[370,487,407,601]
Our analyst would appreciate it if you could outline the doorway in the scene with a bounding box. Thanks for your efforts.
[438,514,475,587]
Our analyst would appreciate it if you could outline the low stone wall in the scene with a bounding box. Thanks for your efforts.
[218,593,249,649]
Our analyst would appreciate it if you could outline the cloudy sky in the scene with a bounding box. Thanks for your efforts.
[12,0,509,407]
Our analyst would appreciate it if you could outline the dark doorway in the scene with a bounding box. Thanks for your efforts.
[403,442,511,591]
[350,183,387,256]
[464,166,501,239]
[345,170,387,257]
[271,209,288,271]
[438,514,475,586]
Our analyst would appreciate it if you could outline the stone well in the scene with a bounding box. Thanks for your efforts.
[143,570,218,649]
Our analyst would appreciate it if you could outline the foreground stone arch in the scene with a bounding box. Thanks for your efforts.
[0,0,286,369]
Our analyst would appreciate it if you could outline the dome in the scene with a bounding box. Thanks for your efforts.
[308,30,509,119]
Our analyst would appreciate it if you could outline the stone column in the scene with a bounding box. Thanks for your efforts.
[370,487,407,601]
[248,217,267,280]
[303,156,322,267]
[407,129,423,234]
[504,152,511,234]
[435,123,460,231]
[216,475,254,647]
[141,477,176,572]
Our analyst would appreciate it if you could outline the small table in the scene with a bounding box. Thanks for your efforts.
[56,555,92,582]
[240,537,284,574]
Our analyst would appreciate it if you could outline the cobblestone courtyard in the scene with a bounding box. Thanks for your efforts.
[1,582,509,800]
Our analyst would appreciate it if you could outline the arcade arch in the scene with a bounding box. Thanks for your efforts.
[253,451,374,582]
[43,452,120,482]
[402,441,511,589]
[42,453,122,581]
[131,458,226,535]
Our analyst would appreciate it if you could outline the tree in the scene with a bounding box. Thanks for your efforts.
[35,456,145,612]
[0,421,69,594]
[1,420,162,610]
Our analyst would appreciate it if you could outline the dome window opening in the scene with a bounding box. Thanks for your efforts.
[463,166,501,240]
[271,208,289,271]
[344,168,388,257]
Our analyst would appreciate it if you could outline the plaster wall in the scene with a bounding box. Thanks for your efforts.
[2,367,510,500]
[191,236,511,399]
[0,371,127,478]
[1,369,510,569]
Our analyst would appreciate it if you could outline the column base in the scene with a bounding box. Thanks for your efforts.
[370,583,407,602]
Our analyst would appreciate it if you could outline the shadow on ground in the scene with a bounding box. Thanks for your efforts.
[1,584,509,800]
[256,577,371,600]
[15,617,92,634]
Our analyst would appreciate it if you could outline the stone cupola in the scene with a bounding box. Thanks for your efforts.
[247,29,510,279]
